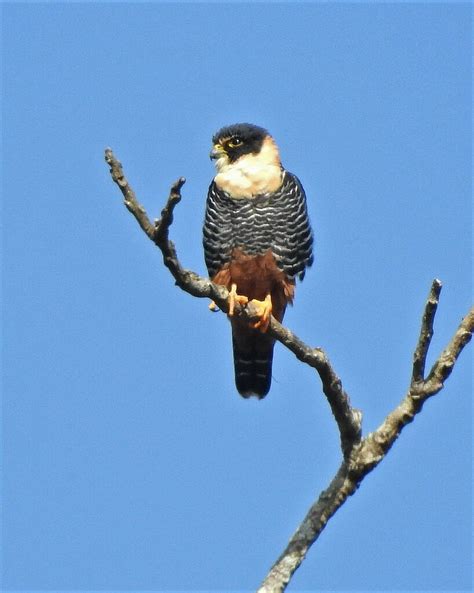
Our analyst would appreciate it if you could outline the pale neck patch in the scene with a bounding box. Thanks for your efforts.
[214,136,283,199]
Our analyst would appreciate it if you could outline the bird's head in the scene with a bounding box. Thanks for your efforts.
[210,123,271,168]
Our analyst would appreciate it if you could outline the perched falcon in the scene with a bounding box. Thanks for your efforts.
[203,123,313,398]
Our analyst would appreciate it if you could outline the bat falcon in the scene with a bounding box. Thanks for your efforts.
[203,123,313,398]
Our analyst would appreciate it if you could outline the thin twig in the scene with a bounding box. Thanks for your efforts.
[425,307,474,393]
[105,148,155,239]
[357,296,474,470]
[411,278,442,383]
[105,148,228,307]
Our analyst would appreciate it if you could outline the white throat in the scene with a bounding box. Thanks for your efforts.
[214,136,283,199]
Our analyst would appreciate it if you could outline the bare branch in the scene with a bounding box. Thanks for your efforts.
[105,148,228,308]
[268,318,362,458]
[153,176,186,243]
[425,307,474,393]
[105,148,155,239]
[361,295,474,466]
[105,148,473,593]
[411,278,442,383]
[258,292,473,592]
[257,460,354,593]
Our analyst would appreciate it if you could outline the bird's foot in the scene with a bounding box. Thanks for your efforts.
[228,283,248,316]
[248,294,272,332]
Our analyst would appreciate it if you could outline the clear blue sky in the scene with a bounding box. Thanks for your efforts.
[2,2,472,592]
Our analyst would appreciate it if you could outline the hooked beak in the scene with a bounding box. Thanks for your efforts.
[210,144,226,160]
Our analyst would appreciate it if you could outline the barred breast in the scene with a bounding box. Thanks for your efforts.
[203,170,313,281]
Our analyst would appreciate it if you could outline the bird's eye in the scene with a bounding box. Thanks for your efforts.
[228,137,242,148]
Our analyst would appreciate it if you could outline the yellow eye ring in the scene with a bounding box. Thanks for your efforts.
[228,137,243,148]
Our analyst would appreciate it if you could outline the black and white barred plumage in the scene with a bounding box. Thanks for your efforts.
[203,170,313,281]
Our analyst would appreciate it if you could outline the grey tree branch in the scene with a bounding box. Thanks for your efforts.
[257,283,473,592]
[268,318,362,458]
[105,148,228,305]
[105,148,473,593]
[411,278,441,383]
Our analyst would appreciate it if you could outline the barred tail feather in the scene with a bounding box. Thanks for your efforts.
[231,321,275,398]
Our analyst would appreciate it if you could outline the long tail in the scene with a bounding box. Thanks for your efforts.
[231,319,275,398]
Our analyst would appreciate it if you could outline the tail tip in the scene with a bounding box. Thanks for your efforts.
[236,375,270,399]
[237,387,269,399]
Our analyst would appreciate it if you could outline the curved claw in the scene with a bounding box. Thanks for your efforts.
[249,294,272,332]
[228,283,248,316]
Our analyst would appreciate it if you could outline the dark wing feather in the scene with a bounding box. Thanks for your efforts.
[270,171,314,279]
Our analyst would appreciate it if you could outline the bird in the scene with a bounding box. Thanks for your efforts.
[203,123,313,398]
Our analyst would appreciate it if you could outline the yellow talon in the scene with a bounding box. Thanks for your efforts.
[208,301,219,312]
[249,294,272,332]
[228,283,248,316]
